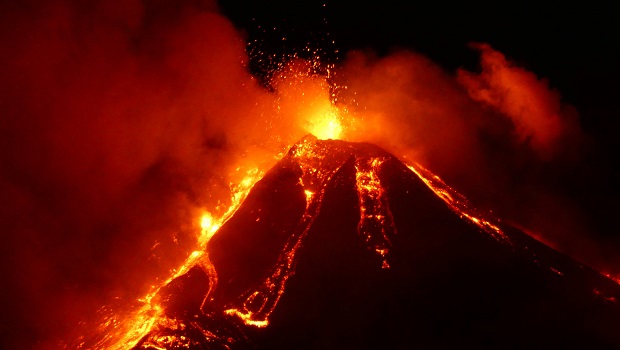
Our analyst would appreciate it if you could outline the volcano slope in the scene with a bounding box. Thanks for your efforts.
[135,136,620,349]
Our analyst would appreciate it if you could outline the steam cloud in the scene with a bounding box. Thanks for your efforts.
[0,0,613,348]
[457,42,583,160]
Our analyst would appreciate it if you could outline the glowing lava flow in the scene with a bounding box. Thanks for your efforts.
[223,137,405,328]
[83,167,264,350]
[223,137,351,327]
[355,157,396,269]
[403,162,620,304]
[82,68,350,346]
[219,136,523,331]
[405,162,509,243]
[89,132,620,348]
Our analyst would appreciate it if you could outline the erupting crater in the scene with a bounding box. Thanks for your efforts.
[106,135,620,349]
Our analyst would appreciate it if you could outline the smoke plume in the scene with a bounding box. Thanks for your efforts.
[333,45,611,282]
[0,0,313,347]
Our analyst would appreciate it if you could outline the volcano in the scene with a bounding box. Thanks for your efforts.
[131,136,620,349]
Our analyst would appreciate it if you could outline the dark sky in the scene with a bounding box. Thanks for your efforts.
[0,0,618,348]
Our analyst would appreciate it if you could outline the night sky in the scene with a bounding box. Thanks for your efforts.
[0,0,618,348]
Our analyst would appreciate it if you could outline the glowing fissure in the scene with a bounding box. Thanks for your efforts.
[224,137,351,327]
[87,167,264,350]
[354,157,396,268]
[406,163,509,243]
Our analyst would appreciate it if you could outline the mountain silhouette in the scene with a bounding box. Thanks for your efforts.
[134,135,620,349]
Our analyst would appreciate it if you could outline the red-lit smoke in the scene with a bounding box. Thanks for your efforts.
[0,1,316,347]
[0,1,613,348]
[333,46,609,281]
[457,42,583,160]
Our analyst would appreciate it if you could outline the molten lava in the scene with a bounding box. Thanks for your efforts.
[90,135,620,349]
[354,157,395,269]
[76,66,350,348]
[306,105,343,140]
[70,53,620,350]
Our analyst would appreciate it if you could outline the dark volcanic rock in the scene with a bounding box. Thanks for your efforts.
[136,136,620,349]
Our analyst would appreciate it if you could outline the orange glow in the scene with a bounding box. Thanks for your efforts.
[86,165,265,349]
[230,167,265,205]
[306,105,343,140]
[269,58,347,141]
[199,212,220,244]
[86,60,355,345]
